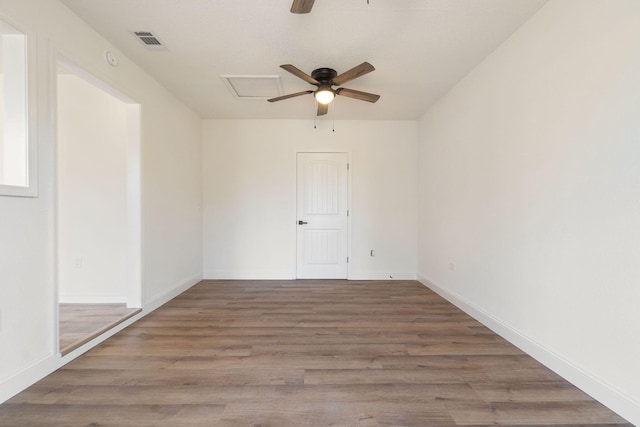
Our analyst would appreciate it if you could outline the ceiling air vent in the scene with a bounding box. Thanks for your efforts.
[130,31,167,51]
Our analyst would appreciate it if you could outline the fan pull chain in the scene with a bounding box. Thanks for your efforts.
[314,101,317,129]
[332,98,335,132]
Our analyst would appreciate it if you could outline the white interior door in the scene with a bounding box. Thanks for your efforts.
[296,152,348,279]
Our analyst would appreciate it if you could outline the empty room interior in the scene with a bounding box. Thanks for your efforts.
[0,0,638,425]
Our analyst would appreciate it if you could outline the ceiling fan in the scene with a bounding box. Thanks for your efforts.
[290,0,370,14]
[268,62,380,116]
[290,0,315,14]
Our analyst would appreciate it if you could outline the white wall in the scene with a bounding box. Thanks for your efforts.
[0,0,202,403]
[203,119,417,280]
[417,0,640,423]
[57,73,128,303]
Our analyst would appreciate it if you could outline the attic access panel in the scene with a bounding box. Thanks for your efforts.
[221,75,284,100]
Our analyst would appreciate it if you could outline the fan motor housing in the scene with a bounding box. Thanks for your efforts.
[311,68,337,84]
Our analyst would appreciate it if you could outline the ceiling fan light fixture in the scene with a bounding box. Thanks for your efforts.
[271,63,379,116]
[314,88,335,105]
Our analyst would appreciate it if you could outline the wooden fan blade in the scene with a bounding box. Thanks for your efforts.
[268,90,313,102]
[337,88,380,103]
[317,103,328,116]
[291,0,315,14]
[332,62,375,86]
[280,64,319,85]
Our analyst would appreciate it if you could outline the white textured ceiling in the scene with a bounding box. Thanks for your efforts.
[60,0,546,120]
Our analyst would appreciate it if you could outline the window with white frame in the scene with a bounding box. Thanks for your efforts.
[0,17,35,196]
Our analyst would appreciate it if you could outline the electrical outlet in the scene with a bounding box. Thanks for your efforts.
[449,263,456,271]
[74,257,83,268]
[370,250,375,257]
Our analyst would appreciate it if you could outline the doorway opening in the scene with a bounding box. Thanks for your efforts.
[56,58,141,355]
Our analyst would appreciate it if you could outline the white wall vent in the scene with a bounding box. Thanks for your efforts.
[221,75,284,100]
[130,31,167,51]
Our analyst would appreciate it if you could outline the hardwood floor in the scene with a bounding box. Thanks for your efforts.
[59,303,141,355]
[0,280,631,426]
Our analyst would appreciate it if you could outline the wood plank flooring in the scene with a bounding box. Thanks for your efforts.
[0,280,631,426]
[59,303,141,355]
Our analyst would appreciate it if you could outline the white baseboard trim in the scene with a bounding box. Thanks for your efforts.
[144,273,203,311]
[58,295,128,304]
[0,273,203,405]
[349,272,417,280]
[417,274,640,426]
[203,272,418,281]
[0,353,57,404]
[203,271,294,280]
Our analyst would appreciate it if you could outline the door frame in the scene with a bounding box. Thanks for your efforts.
[52,51,143,354]
[294,151,351,280]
